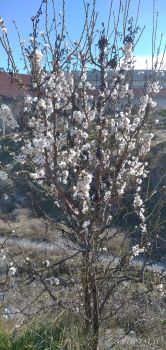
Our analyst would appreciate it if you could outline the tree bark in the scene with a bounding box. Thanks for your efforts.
[91,273,99,350]
[82,251,99,350]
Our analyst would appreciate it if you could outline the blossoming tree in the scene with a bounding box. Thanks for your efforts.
[0,0,165,348]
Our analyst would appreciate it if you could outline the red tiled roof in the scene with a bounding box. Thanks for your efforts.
[0,71,32,98]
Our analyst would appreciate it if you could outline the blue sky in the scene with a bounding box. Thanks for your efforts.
[0,0,166,71]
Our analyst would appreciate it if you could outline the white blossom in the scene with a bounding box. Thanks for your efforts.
[132,244,145,257]
[9,266,16,276]
[0,170,8,180]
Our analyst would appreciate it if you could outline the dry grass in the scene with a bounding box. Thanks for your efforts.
[0,208,64,241]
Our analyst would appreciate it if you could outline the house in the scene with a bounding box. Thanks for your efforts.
[0,71,32,98]
[0,69,166,111]
[0,71,33,128]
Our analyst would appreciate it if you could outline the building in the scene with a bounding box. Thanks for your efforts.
[0,71,33,130]
[86,69,166,110]
[0,71,32,98]
[0,69,166,110]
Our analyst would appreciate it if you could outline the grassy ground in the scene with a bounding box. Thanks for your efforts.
[0,207,61,241]
[0,318,90,350]
[0,311,165,349]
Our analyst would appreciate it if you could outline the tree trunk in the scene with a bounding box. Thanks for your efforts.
[81,251,99,350]
[82,251,92,331]
[91,273,99,350]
